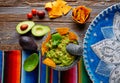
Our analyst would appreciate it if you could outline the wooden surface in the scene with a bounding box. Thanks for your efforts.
[0,0,119,50]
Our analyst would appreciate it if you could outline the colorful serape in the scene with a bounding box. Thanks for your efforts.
[0,50,91,83]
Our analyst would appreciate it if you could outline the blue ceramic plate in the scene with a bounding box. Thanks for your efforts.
[83,3,120,83]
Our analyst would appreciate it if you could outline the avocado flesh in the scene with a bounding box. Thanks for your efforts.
[31,25,50,37]
[16,21,35,34]
[23,53,39,72]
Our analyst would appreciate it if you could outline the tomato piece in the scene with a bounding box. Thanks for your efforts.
[37,10,45,18]
[31,9,37,15]
[27,13,33,19]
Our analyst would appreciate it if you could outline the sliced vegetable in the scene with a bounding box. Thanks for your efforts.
[31,25,50,37]
[23,53,39,72]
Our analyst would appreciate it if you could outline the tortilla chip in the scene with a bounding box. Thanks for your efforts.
[52,1,57,6]
[41,32,51,56]
[72,6,91,24]
[69,31,78,40]
[43,58,56,68]
[49,14,61,18]
[72,8,78,20]
[45,0,72,18]
[84,7,91,20]
[56,27,70,35]
[49,6,63,16]
[53,0,67,6]
[45,32,51,43]
[57,0,67,4]
[62,5,72,15]
[45,2,52,11]
[79,9,86,23]
[48,0,63,18]
[41,42,48,56]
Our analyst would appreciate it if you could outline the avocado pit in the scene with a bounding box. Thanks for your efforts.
[20,24,28,31]
[16,21,35,35]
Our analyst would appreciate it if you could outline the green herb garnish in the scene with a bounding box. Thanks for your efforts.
[51,33,62,47]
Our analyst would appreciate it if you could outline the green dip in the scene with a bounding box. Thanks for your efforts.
[46,33,77,66]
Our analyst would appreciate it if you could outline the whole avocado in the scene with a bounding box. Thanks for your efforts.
[19,36,38,51]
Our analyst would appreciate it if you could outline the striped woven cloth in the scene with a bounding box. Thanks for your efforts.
[0,50,91,83]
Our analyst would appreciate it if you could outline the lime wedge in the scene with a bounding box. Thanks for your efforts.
[23,53,39,72]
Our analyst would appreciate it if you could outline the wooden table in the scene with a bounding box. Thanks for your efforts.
[0,0,119,51]
[0,1,119,83]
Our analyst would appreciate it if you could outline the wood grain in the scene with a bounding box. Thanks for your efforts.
[0,0,119,50]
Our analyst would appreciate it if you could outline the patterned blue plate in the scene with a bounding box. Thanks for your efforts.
[83,3,120,83]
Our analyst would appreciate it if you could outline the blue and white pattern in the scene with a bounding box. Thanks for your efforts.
[101,26,115,39]
[109,65,120,83]
[95,60,116,77]
[83,3,120,83]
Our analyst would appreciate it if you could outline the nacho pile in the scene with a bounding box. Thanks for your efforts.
[45,0,72,18]
[72,6,92,24]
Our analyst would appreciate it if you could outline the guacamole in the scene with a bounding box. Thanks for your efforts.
[46,33,77,66]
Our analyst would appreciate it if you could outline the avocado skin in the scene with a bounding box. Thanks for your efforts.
[19,36,38,51]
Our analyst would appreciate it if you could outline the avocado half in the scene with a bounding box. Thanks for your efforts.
[31,25,50,37]
[16,21,35,34]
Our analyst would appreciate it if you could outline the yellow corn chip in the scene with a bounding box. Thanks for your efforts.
[49,14,61,18]
[48,0,63,17]
[41,32,51,56]
[72,6,91,24]
[80,9,86,23]
[45,0,72,18]
[45,32,51,43]
[56,27,70,35]
[49,6,63,16]
[45,2,52,11]
[69,31,78,40]
[84,7,91,20]
[43,58,56,68]
[56,0,67,6]
[62,5,72,15]
[41,42,48,56]
[52,1,57,6]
